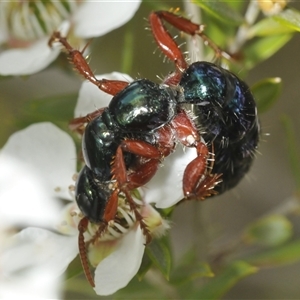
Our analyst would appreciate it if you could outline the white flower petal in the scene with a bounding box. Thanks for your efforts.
[0,37,60,76]
[75,72,132,117]
[73,1,141,38]
[0,269,62,299]
[94,226,145,295]
[143,146,197,208]
[0,154,61,227]
[1,227,78,278]
[1,122,76,200]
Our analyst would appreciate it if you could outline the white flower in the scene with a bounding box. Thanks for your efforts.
[0,124,76,299]
[1,72,191,296]
[0,0,141,76]
[0,121,169,296]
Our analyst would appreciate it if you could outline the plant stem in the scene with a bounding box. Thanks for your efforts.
[183,0,204,62]
[229,0,260,54]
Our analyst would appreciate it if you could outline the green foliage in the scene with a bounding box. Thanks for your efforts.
[193,0,244,25]
[171,250,214,286]
[245,239,300,267]
[145,237,172,280]
[195,261,257,299]
[248,17,296,37]
[273,8,300,32]
[195,0,295,77]
[243,215,293,247]
[251,77,282,113]
[243,33,293,69]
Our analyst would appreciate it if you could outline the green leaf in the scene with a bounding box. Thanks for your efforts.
[245,239,300,267]
[65,255,83,281]
[194,0,244,25]
[114,276,166,299]
[243,215,293,247]
[137,252,153,281]
[192,262,214,278]
[172,262,214,286]
[146,238,172,280]
[281,115,300,194]
[225,0,244,11]
[273,8,300,32]
[248,17,295,38]
[159,206,175,218]
[170,250,214,287]
[194,261,257,299]
[244,34,292,69]
[251,77,282,113]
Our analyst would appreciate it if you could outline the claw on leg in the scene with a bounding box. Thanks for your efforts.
[183,142,222,200]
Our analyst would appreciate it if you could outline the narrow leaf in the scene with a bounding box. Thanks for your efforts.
[195,261,257,299]
[137,252,153,281]
[245,239,300,267]
[65,255,83,281]
[244,34,292,69]
[171,249,214,286]
[194,0,244,25]
[192,263,214,278]
[251,77,282,113]
[248,17,295,38]
[273,8,300,32]
[146,239,171,280]
[172,262,214,286]
[243,215,293,247]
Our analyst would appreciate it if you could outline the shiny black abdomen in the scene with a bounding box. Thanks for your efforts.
[180,61,259,193]
[76,166,112,223]
[82,111,119,181]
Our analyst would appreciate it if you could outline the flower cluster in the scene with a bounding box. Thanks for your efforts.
[0,0,141,75]
[0,70,195,296]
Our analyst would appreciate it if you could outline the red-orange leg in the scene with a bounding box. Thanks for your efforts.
[48,31,129,94]
[171,110,222,199]
[183,143,222,200]
[69,108,106,134]
[78,217,95,287]
[149,12,188,85]
[149,11,232,81]
[127,159,160,189]
[78,216,110,287]
[191,172,223,200]
[111,140,163,243]
[112,140,162,188]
